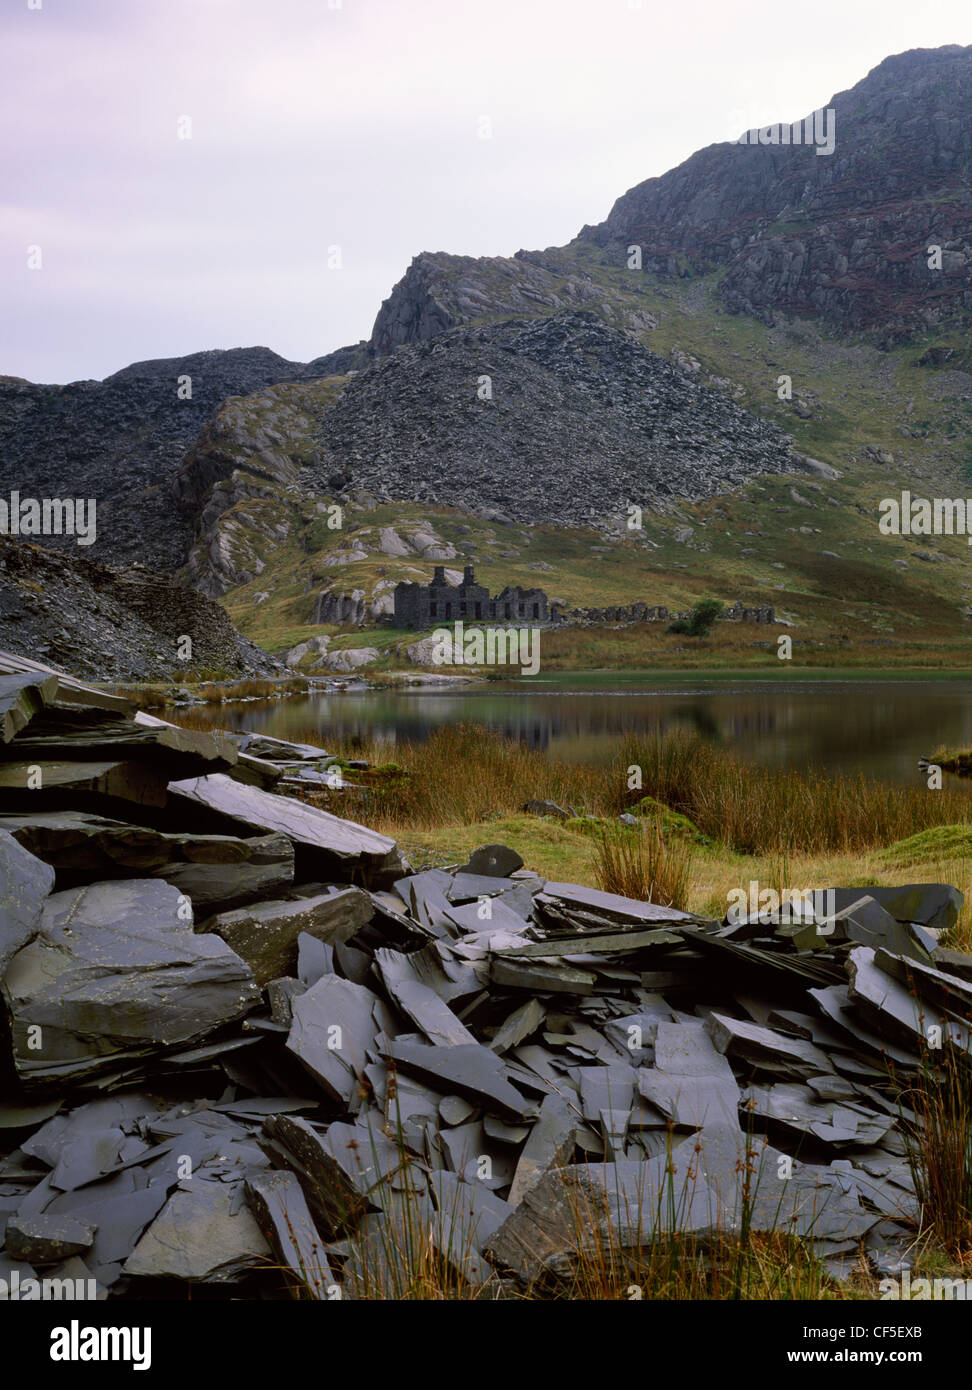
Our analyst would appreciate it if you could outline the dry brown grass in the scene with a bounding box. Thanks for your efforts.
[592,817,695,910]
[290,724,970,859]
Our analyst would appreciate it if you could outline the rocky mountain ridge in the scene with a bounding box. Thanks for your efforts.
[0,344,366,574]
[0,45,969,653]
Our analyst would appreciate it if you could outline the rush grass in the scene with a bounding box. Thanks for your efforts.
[296,723,969,858]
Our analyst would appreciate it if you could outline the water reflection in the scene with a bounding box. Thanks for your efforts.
[189,679,972,787]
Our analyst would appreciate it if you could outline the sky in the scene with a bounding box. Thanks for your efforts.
[2,0,969,383]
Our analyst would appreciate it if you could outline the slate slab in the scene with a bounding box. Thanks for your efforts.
[168,773,396,873]
[829,883,963,934]
[150,833,294,913]
[203,886,372,987]
[827,895,932,963]
[707,1012,834,1079]
[535,882,699,931]
[387,1041,534,1120]
[386,978,477,1048]
[1,879,260,1084]
[847,946,971,1051]
[0,673,58,742]
[0,828,54,976]
[259,1115,372,1235]
[124,1181,270,1282]
[5,1213,95,1264]
[246,1170,335,1298]
[9,717,236,780]
[286,975,379,1106]
[0,759,170,808]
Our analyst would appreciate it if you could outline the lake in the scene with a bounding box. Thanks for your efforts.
[187,674,972,788]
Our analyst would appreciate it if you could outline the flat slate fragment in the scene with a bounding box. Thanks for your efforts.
[847,946,971,1050]
[489,998,546,1053]
[536,881,699,929]
[387,1040,534,1120]
[707,1012,834,1079]
[124,1181,270,1283]
[259,1115,371,1235]
[286,975,379,1105]
[386,978,477,1047]
[0,759,169,808]
[507,1091,576,1207]
[246,1171,334,1298]
[5,1213,95,1264]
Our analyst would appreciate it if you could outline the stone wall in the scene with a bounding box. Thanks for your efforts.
[556,600,775,627]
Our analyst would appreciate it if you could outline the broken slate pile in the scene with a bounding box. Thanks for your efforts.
[1,668,970,1297]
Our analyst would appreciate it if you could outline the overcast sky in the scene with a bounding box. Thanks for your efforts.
[2,0,969,383]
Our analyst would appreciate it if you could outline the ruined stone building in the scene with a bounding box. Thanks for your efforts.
[393,566,551,628]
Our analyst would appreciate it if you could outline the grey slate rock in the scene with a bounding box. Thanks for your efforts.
[387,1040,534,1120]
[827,895,932,963]
[847,946,972,1051]
[0,828,54,976]
[446,873,518,904]
[259,1114,371,1236]
[707,1012,834,1079]
[124,1181,270,1282]
[203,886,371,987]
[150,832,294,913]
[1,879,260,1084]
[168,773,396,875]
[5,1213,95,1264]
[297,933,334,987]
[246,1170,334,1298]
[286,975,379,1106]
[828,883,963,934]
[0,672,58,743]
[46,1176,170,1273]
[489,998,546,1054]
[386,978,477,1048]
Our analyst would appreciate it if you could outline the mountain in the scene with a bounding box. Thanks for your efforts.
[579,46,972,343]
[1,46,971,668]
[0,343,367,573]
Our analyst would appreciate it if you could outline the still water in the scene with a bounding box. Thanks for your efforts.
[189,676,972,789]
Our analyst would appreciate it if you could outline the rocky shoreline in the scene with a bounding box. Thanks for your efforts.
[0,655,969,1298]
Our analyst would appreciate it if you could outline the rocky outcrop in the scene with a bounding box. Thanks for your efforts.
[370,248,657,354]
[0,538,277,681]
[312,589,367,625]
[578,47,972,343]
